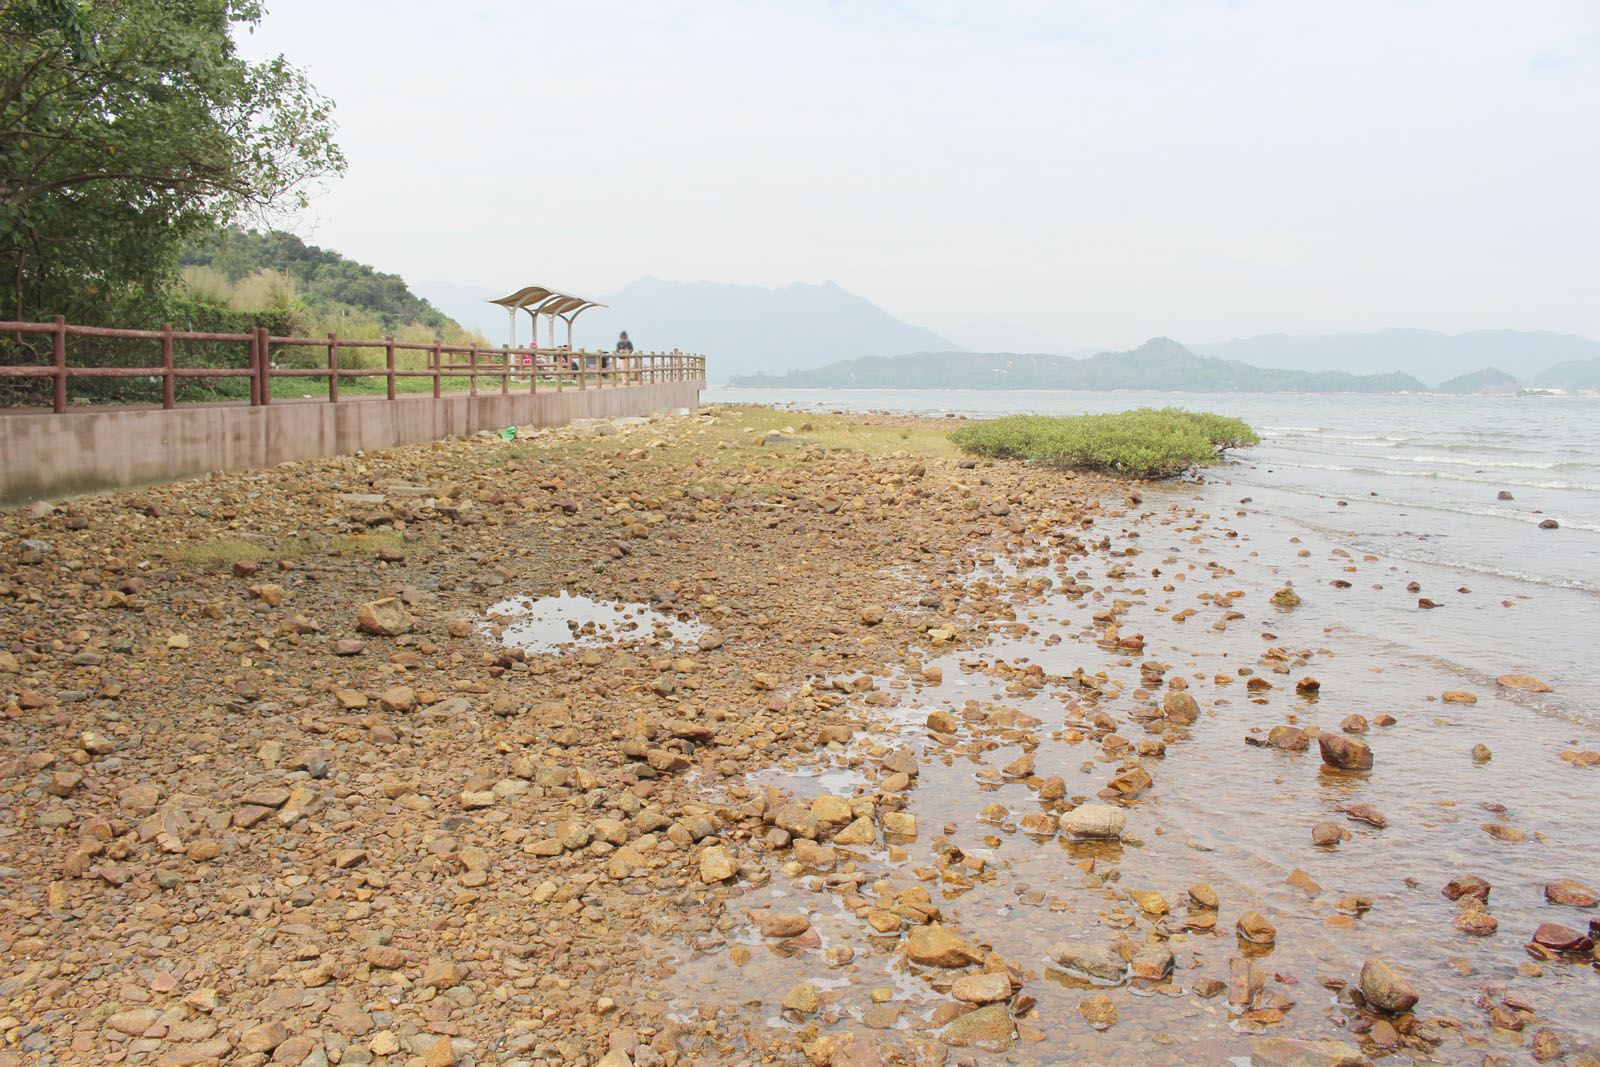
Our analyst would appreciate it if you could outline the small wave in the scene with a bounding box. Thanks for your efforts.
[1253,455,1600,493]
[1372,547,1600,595]
[1411,454,1562,471]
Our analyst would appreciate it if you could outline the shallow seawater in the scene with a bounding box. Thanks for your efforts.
[479,591,706,653]
[655,474,1600,1064]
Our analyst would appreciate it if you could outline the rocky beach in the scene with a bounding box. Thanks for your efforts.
[1,404,1596,1067]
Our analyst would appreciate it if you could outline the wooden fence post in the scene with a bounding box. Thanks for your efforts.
[51,315,66,413]
[432,340,442,398]
[160,322,175,409]
[248,330,260,406]
[385,338,396,400]
[258,328,272,405]
[501,345,510,394]
[469,345,478,396]
[327,332,339,402]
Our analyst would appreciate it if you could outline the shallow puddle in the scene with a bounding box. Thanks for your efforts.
[479,591,705,653]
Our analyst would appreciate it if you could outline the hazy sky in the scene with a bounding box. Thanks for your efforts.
[235,1,1600,350]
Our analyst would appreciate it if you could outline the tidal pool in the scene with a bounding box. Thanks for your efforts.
[480,592,706,653]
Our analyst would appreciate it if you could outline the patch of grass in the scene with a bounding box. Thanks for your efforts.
[170,535,321,567]
[949,408,1258,479]
[333,530,408,556]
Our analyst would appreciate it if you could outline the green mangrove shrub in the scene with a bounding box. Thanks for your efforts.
[949,407,1259,478]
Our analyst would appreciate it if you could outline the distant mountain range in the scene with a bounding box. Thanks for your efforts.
[413,276,961,380]
[729,338,1431,393]
[1193,329,1600,388]
[413,274,1600,393]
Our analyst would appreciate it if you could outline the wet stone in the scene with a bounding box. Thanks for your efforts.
[1359,958,1419,1013]
[1047,941,1125,982]
[939,1004,1015,1052]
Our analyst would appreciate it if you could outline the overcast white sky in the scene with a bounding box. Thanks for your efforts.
[235,1,1600,350]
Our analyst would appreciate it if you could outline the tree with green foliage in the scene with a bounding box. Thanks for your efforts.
[0,0,345,325]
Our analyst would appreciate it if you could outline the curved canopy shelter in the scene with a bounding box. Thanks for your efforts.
[488,286,607,350]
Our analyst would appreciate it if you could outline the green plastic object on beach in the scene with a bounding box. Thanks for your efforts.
[498,427,518,440]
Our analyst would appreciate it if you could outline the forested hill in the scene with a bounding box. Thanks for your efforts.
[730,337,1428,393]
[180,228,459,334]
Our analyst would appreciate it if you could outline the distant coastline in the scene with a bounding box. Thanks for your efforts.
[727,337,1600,395]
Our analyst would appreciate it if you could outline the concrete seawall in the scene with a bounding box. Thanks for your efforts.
[0,380,703,509]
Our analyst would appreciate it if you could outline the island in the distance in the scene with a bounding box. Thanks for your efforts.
[729,337,1432,392]
[730,337,1598,395]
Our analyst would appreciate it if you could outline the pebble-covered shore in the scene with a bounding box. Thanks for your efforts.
[0,405,1596,1067]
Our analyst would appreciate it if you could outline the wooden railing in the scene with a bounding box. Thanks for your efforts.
[0,316,706,413]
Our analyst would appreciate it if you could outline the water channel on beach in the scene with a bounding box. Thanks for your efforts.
[645,469,1600,1065]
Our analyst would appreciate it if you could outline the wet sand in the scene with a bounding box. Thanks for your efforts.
[0,405,1594,1067]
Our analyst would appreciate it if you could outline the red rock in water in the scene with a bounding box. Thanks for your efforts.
[1318,734,1372,771]
[1340,803,1388,829]
[1529,922,1593,953]
[1543,879,1598,908]
[1442,875,1491,903]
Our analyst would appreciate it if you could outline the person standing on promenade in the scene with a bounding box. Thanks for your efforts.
[611,331,634,375]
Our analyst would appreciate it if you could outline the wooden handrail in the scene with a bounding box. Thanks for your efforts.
[0,318,705,412]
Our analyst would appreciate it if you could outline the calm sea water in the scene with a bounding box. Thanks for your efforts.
[709,386,1600,721]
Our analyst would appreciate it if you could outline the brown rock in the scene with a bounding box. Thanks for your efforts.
[1544,879,1598,907]
[1358,958,1418,1013]
[906,924,984,968]
[1318,734,1372,771]
[782,982,820,1014]
[950,971,1012,1003]
[1530,922,1593,953]
[832,816,876,846]
[1236,910,1276,943]
[939,1003,1015,1051]
[1249,1038,1366,1067]
[242,1020,288,1053]
[1078,993,1117,1030]
[1340,803,1387,829]
[423,1036,456,1067]
[420,957,463,989]
[698,845,737,883]
[1442,875,1491,903]
[1496,673,1551,692]
[1229,956,1265,1008]
[1163,690,1200,724]
[1453,911,1499,936]
[1311,820,1347,847]
[356,597,414,636]
[1266,725,1308,750]
[1000,752,1034,778]
[753,911,812,938]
